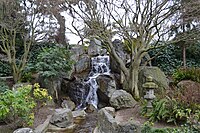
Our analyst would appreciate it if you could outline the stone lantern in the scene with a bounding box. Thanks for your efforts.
[142,76,158,108]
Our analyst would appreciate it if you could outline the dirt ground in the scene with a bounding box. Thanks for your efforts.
[115,104,178,129]
[33,105,55,128]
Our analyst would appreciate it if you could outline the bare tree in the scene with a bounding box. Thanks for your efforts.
[0,0,50,82]
[67,0,178,99]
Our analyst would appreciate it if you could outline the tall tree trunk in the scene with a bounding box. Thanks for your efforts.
[183,44,186,68]
[52,11,67,46]
[123,58,141,100]
[130,67,140,100]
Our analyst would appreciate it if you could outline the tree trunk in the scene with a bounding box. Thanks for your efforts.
[12,65,21,83]
[183,44,186,68]
[123,59,141,100]
[52,11,67,46]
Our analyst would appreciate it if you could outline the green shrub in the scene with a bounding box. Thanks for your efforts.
[150,43,200,75]
[142,97,200,124]
[0,85,36,126]
[147,98,170,122]
[20,72,33,83]
[141,123,199,133]
[33,83,52,104]
[173,67,200,83]
[0,61,11,77]
[0,79,9,93]
[36,46,73,79]
[0,83,51,126]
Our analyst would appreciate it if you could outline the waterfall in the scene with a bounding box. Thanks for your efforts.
[77,55,110,109]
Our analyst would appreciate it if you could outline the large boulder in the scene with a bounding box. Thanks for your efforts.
[13,128,34,133]
[70,45,86,61]
[109,90,137,109]
[94,107,140,133]
[68,79,90,107]
[50,108,73,128]
[138,66,169,96]
[88,39,102,56]
[75,55,90,73]
[96,75,117,104]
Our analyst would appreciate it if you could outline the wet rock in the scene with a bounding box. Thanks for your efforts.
[75,55,90,73]
[68,80,90,106]
[110,90,137,109]
[72,110,87,124]
[50,108,73,128]
[13,128,34,133]
[96,75,117,104]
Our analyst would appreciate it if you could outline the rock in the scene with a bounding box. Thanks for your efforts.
[47,123,76,133]
[138,66,169,96]
[34,115,52,133]
[95,107,140,133]
[50,108,73,128]
[86,104,97,113]
[96,75,117,104]
[70,45,86,61]
[88,39,102,56]
[61,99,76,110]
[68,79,90,106]
[13,128,34,133]
[110,90,137,109]
[72,110,87,124]
[75,55,90,73]
[104,107,115,117]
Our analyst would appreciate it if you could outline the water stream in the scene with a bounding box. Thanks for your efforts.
[77,55,110,109]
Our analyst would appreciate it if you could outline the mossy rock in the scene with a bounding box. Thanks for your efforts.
[138,67,169,96]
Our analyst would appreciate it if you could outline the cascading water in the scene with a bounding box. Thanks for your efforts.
[77,55,110,109]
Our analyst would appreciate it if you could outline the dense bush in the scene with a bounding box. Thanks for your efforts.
[150,43,200,75]
[0,79,9,93]
[173,67,200,83]
[35,46,73,79]
[0,83,51,126]
[28,42,55,64]
[0,61,11,77]
[141,122,199,133]
[33,83,52,103]
[0,85,36,126]
[142,97,200,124]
